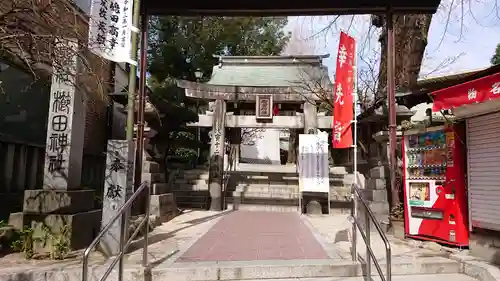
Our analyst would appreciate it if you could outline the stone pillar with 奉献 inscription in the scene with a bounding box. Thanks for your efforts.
[208,99,226,211]
[17,39,101,253]
[100,140,135,256]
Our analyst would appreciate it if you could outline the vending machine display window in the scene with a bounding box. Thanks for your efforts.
[402,125,469,247]
[409,182,430,205]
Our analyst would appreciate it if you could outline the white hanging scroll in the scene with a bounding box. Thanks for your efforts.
[299,133,329,193]
[88,0,135,64]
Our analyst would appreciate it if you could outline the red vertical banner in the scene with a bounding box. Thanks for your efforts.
[332,32,356,148]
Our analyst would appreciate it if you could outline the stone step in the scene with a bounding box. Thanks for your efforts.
[151,183,168,195]
[236,174,345,180]
[174,194,208,202]
[5,256,468,281]
[235,184,299,193]
[181,172,210,180]
[231,171,300,178]
[231,192,352,204]
[147,256,461,281]
[238,178,299,186]
[172,183,209,191]
[142,172,165,183]
[226,196,300,211]
[173,191,209,210]
[236,183,348,191]
[237,177,344,186]
[176,178,208,185]
[222,274,478,281]
[227,203,300,212]
[143,161,161,173]
[181,169,209,176]
[233,166,347,175]
[173,190,209,196]
[232,191,300,199]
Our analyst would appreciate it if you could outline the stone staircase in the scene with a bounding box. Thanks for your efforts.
[171,167,210,210]
[165,165,355,212]
[142,159,177,220]
[225,166,353,213]
[105,256,478,281]
[142,160,167,194]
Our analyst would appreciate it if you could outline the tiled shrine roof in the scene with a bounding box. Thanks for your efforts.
[177,80,320,102]
[207,55,331,88]
[177,55,333,102]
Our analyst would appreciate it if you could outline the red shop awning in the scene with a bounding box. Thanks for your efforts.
[431,72,500,112]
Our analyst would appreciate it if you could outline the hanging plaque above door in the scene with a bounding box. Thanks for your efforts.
[256,94,273,120]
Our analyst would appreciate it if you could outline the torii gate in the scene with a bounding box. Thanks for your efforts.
[132,0,441,210]
[112,2,441,281]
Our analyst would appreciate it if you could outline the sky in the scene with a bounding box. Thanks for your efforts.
[285,0,500,81]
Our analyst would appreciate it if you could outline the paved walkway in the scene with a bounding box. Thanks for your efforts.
[0,210,495,281]
[178,211,329,262]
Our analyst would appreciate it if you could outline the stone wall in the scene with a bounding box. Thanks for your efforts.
[469,228,500,265]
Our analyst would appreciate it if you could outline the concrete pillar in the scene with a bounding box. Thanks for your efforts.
[304,102,318,134]
[21,39,101,253]
[208,99,226,211]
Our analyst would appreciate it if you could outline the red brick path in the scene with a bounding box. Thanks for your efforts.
[177,211,329,262]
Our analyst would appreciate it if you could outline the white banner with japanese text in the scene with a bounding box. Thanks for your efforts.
[298,133,329,193]
[88,0,134,63]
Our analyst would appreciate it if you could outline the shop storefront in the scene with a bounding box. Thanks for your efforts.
[432,71,500,233]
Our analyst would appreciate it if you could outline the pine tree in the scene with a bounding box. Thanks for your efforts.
[148,16,290,168]
[491,44,500,65]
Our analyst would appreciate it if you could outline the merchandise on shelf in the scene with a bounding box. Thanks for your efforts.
[405,130,447,179]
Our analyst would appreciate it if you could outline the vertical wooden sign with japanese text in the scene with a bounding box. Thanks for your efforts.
[88,0,134,63]
[100,139,135,255]
[43,39,85,190]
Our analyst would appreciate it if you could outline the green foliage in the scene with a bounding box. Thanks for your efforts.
[148,79,200,165]
[149,16,290,82]
[11,227,34,259]
[10,225,70,260]
[148,16,290,165]
[44,225,70,260]
[491,43,500,65]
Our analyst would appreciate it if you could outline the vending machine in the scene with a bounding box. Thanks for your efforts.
[402,124,469,247]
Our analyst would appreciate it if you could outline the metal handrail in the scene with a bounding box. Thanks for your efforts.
[82,181,151,281]
[350,183,392,281]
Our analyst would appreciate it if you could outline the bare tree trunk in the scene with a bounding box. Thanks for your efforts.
[376,14,432,95]
[374,14,433,209]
